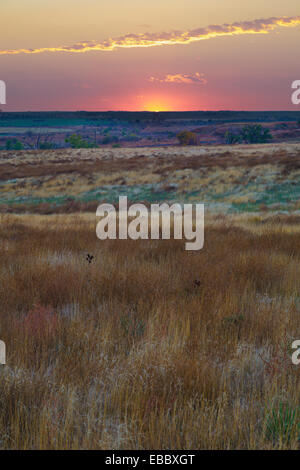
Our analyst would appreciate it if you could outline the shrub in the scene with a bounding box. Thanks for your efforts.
[5,138,23,150]
[225,131,242,145]
[176,131,198,145]
[65,134,98,149]
[241,124,273,144]
[224,125,273,145]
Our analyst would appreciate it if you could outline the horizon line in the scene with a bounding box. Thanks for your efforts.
[1,109,300,113]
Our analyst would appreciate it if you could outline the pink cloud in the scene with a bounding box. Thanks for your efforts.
[149,72,207,85]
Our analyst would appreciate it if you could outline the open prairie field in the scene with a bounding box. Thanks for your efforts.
[0,211,299,449]
[0,143,300,449]
[1,143,300,214]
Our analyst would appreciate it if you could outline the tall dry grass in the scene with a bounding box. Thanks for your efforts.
[0,212,299,449]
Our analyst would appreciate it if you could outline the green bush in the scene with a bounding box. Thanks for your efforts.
[65,134,98,149]
[225,131,242,145]
[5,138,23,150]
[241,124,273,144]
[225,124,273,145]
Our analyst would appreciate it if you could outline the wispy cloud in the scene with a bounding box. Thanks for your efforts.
[1,16,300,55]
[149,73,207,85]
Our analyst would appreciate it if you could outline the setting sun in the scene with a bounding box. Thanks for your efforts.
[141,95,177,112]
[143,102,172,112]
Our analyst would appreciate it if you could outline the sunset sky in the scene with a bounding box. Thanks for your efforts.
[1,0,300,111]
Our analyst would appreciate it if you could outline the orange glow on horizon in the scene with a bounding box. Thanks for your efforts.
[141,95,189,112]
[143,101,172,112]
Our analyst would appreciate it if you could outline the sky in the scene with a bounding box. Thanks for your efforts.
[0,0,300,111]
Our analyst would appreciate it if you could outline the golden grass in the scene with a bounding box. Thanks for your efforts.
[1,143,300,215]
[0,212,299,449]
[1,144,300,180]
